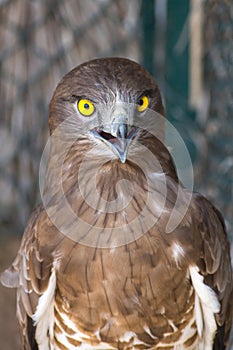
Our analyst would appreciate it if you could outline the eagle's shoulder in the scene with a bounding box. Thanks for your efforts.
[1,205,43,288]
[0,204,57,349]
[190,193,232,282]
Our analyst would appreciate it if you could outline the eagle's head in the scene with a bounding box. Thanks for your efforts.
[48,57,168,164]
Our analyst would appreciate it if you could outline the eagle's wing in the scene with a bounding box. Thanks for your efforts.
[1,205,54,350]
[192,194,233,348]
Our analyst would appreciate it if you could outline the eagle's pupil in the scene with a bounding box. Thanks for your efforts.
[84,103,89,109]
[139,99,143,106]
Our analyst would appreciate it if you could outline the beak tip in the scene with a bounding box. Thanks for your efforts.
[119,154,127,163]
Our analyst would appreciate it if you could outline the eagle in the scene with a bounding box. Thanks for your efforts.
[1,57,233,350]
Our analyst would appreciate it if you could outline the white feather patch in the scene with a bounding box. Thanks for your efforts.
[172,242,185,266]
[32,260,59,350]
[189,265,220,350]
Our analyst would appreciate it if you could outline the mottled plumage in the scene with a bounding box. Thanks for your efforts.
[1,58,233,350]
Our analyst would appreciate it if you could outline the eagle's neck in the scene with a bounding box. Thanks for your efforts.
[42,136,179,247]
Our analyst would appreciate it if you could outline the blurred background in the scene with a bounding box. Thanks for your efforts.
[0,0,232,348]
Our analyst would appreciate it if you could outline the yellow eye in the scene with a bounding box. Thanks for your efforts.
[77,99,95,116]
[137,95,149,112]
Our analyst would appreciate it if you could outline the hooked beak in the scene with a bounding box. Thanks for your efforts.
[91,124,138,163]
